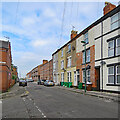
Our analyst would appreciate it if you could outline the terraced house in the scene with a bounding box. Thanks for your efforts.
[52,52,59,84]
[95,2,120,92]
[53,30,78,87]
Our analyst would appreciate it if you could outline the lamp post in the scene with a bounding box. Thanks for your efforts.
[81,40,87,93]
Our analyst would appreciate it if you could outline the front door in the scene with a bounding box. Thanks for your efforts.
[74,71,77,86]
[77,71,80,86]
[95,67,100,91]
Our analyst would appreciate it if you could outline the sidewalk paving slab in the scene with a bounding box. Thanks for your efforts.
[55,86,120,102]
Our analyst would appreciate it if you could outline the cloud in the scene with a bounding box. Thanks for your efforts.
[31,39,49,47]
[3,2,115,77]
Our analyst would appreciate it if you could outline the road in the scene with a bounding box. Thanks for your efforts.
[2,82,119,119]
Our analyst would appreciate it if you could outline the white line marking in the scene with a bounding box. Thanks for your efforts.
[38,109,41,112]
[0,101,2,104]
[42,113,44,116]
[36,106,38,109]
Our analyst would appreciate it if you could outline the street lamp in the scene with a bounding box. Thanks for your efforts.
[81,40,87,93]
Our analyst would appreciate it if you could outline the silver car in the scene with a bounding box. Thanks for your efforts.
[44,80,54,86]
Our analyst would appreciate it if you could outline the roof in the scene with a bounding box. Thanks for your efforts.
[52,4,120,56]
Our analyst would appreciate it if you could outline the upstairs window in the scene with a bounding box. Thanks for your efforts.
[116,38,120,55]
[108,40,114,57]
[68,44,71,53]
[86,49,90,62]
[108,37,120,57]
[111,12,120,30]
[84,32,88,44]
[83,49,90,63]
[67,57,71,67]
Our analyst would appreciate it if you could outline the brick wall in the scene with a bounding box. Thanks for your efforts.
[76,45,97,89]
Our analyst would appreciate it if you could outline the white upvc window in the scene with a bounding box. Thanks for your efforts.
[61,72,64,82]
[84,32,88,43]
[67,72,71,82]
[83,49,90,63]
[116,65,120,84]
[61,60,64,69]
[108,66,114,84]
[86,49,90,62]
[108,40,114,57]
[111,12,120,30]
[83,70,85,83]
[83,69,90,83]
[83,51,85,64]
[67,56,71,67]
[87,69,90,82]
[61,49,63,57]
[116,38,120,55]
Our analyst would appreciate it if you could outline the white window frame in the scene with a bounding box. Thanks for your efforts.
[84,32,88,43]
[83,69,91,83]
[108,66,114,84]
[67,56,71,68]
[83,51,85,64]
[108,40,114,57]
[111,12,120,30]
[116,38,120,56]
[67,72,71,82]
[116,65,120,84]
[61,72,64,82]
[86,49,90,62]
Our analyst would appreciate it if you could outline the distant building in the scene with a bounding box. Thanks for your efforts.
[27,59,53,82]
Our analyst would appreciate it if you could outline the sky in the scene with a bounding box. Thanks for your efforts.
[0,1,119,77]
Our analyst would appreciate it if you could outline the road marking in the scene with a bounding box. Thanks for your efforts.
[38,109,41,112]
[0,101,2,104]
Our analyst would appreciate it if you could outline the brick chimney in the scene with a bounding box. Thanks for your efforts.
[103,2,116,15]
[43,60,48,64]
[71,30,78,40]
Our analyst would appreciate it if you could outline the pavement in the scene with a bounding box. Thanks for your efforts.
[1,82,120,119]
[55,85,120,103]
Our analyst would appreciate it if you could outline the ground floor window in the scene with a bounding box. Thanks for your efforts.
[108,65,120,84]
[61,73,64,82]
[67,72,71,82]
[116,65,120,84]
[83,69,90,83]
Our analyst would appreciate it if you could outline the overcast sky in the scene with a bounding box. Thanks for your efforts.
[1,1,118,77]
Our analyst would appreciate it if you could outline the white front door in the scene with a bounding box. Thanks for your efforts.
[74,71,77,86]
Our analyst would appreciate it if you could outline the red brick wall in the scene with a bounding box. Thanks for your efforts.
[38,59,53,81]
[76,45,97,89]
[0,42,12,92]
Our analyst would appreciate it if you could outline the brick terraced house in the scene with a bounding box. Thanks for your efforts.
[0,39,13,92]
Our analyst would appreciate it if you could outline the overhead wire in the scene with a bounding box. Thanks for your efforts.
[59,1,67,48]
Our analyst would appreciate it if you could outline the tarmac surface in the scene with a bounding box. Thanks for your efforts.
[1,82,120,119]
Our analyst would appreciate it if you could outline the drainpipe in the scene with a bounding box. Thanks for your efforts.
[101,21,103,92]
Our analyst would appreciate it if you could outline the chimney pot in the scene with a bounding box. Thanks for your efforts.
[103,2,116,15]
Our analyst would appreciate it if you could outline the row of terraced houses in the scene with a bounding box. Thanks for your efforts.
[26,2,120,93]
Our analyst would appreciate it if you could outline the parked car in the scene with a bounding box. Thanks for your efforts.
[38,80,46,85]
[26,79,34,82]
[44,80,54,86]
[19,80,27,86]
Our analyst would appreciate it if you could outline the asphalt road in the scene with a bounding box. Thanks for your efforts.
[2,82,119,119]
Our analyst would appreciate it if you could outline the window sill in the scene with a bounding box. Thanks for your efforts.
[106,84,120,86]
